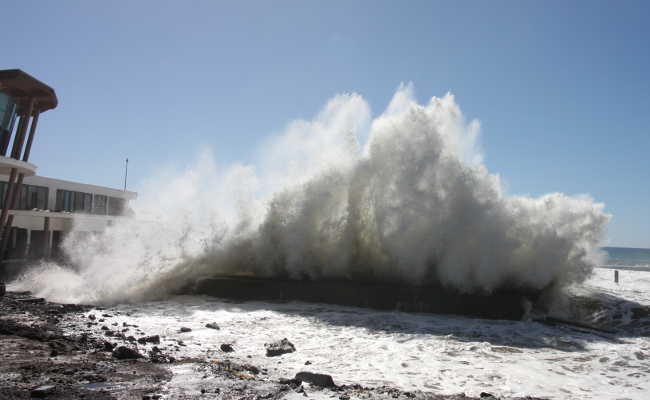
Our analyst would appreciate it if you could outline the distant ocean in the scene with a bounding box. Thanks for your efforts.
[602,246,650,270]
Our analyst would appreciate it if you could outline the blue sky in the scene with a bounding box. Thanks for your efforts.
[3,1,648,248]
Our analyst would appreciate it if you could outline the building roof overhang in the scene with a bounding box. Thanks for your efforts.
[0,69,58,113]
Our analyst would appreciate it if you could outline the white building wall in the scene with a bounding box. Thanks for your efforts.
[0,174,137,234]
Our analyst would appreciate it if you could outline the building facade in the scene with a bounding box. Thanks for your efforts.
[1,69,136,266]
[0,174,136,260]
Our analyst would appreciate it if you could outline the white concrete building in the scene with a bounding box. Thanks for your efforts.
[0,174,137,260]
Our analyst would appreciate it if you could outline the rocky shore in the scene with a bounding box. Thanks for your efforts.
[0,291,545,400]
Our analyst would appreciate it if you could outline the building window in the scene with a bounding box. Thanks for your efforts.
[56,190,74,212]
[108,197,125,216]
[0,181,48,210]
[18,184,48,210]
[73,192,92,213]
[0,181,6,209]
[93,194,107,215]
[56,189,92,213]
[0,93,17,132]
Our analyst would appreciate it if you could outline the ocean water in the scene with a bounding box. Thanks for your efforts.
[602,247,650,270]
[65,267,650,400]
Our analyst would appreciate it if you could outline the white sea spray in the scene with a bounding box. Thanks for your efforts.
[11,85,609,304]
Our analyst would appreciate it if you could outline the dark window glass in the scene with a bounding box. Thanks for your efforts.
[72,191,92,213]
[18,185,27,209]
[93,195,107,214]
[83,193,92,213]
[56,189,75,212]
[0,93,17,131]
[108,197,125,216]
[0,181,6,208]
[29,185,48,209]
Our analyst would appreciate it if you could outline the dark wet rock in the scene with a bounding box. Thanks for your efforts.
[126,336,137,342]
[220,343,235,352]
[480,393,497,399]
[138,335,160,344]
[142,395,162,400]
[179,326,192,333]
[49,349,58,357]
[265,338,295,357]
[100,325,109,330]
[295,371,335,387]
[632,306,650,319]
[112,346,143,359]
[201,359,260,379]
[205,322,220,330]
[88,314,96,320]
[148,346,175,363]
[30,384,56,397]
[103,341,116,352]
[279,378,302,388]
[304,360,312,365]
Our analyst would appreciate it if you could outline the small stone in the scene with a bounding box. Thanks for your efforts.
[49,349,58,357]
[88,314,96,320]
[480,393,497,399]
[205,322,220,330]
[265,338,296,357]
[295,372,335,387]
[137,335,160,345]
[220,343,234,352]
[103,341,116,352]
[304,360,311,365]
[179,327,192,333]
[112,346,143,359]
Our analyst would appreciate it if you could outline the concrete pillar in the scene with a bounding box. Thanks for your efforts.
[11,99,34,159]
[22,110,40,162]
[43,217,51,258]
[24,229,31,259]
[0,98,35,262]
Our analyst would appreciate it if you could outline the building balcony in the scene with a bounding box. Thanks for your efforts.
[0,156,36,177]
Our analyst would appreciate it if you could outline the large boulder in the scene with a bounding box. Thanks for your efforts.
[264,338,295,357]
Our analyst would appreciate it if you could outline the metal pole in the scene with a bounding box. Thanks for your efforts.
[123,158,128,191]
